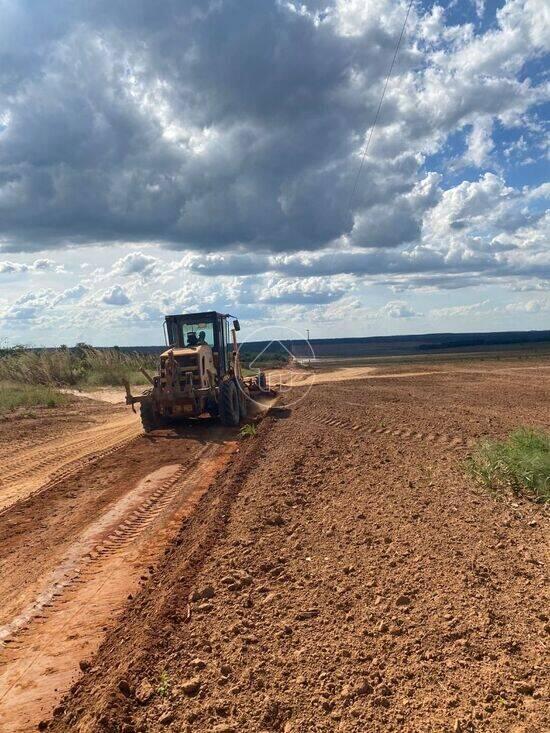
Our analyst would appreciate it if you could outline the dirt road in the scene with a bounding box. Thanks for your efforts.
[269,361,550,388]
[0,398,239,732]
[33,359,547,733]
[0,412,141,513]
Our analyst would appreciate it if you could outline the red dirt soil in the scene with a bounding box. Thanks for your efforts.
[42,361,549,733]
[0,401,239,732]
[0,399,141,511]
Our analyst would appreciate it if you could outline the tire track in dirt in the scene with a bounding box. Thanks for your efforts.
[0,422,95,462]
[0,415,140,478]
[0,461,189,645]
[0,414,142,513]
[0,433,142,521]
[0,438,236,733]
[0,415,137,474]
[307,411,471,450]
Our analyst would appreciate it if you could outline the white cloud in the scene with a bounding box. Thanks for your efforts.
[0,258,61,275]
[1,289,57,323]
[0,0,547,260]
[380,300,421,318]
[464,119,494,168]
[113,251,160,278]
[52,284,88,305]
[430,296,550,320]
[258,276,353,304]
[430,300,491,317]
[473,0,486,19]
[101,285,131,306]
[0,0,548,345]
[504,297,550,313]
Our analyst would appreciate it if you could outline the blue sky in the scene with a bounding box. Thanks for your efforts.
[0,0,548,346]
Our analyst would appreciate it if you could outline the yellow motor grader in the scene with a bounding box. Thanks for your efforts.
[124,311,269,431]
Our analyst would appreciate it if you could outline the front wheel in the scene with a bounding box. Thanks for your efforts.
[219,380,240,427]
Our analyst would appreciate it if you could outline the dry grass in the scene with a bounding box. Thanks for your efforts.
[0,346,157,388]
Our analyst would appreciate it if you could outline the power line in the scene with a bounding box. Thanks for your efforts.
[348,0,415,212]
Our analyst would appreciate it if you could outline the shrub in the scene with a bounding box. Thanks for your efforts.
[467,428,550,503]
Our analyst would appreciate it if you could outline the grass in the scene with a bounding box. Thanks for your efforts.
[157,670,171,697]
[0,345,157,389]
[467,428,550,503]
[79,367,151,388]
[0,345,157,413]
[240,423,257,438]
[241,366,261,377]
[0,381,68,413]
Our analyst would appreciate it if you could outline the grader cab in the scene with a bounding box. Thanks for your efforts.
[125,311,269,431]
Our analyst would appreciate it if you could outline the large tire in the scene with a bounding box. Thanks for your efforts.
[140,400,160,432]
[238,382,248,420]
[206,398,219,418]
[219,380,240,427]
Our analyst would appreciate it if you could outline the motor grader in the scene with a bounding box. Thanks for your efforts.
[124,311,269,431]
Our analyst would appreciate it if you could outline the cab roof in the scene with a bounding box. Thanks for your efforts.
[164,311,225,322]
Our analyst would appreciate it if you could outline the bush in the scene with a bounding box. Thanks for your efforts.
[467,428,550,503]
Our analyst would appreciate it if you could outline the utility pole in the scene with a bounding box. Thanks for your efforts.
[306,329,311,367]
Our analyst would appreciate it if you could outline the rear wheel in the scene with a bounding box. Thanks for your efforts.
[206,398,219,418]
[219,380,240,427]
[140,400,161,432]
[238,382,248,420]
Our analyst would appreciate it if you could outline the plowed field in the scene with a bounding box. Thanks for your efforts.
[0,358,548,733]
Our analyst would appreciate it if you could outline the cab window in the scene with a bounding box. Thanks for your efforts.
[180,322,214,347]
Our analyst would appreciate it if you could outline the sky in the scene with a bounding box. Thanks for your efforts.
[0,0,548,347]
